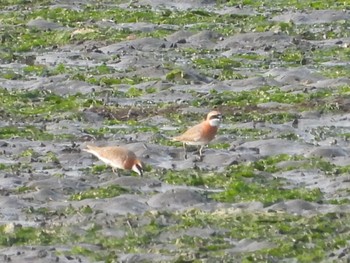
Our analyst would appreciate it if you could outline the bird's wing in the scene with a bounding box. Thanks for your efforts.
[85,146,125,162]
[174,123,203,142]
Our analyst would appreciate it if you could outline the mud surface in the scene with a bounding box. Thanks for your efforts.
[1,0,350,262]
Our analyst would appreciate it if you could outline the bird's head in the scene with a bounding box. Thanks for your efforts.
[132,160,144,176]
[207,111,223,127]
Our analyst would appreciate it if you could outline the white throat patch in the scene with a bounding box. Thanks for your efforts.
[209,118,221,127]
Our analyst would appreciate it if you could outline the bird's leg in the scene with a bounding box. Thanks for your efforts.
[199,145,204,157]
[196,145,204,161]
[112,167,120,177]
[192,146,204,162]
[183,143,188,159]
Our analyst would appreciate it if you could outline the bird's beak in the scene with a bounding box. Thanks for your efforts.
[135,163,143,177]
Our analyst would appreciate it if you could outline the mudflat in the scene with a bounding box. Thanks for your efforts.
[1,0,350,262]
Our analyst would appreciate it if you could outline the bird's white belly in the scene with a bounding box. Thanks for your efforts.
[185,141,206,146]
[98,156,122,169]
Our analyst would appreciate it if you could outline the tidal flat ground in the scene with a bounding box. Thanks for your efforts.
[1,0,350,262]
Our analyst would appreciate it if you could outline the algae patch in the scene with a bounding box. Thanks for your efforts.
[69,185,130,200]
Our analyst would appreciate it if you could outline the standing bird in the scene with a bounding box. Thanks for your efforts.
[83,145,143,176]
[172,110,222,158]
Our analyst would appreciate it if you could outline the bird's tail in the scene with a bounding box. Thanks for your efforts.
[82,144,98,154]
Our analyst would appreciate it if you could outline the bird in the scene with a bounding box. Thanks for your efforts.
[172,110,222,158]
[83,145,143,176]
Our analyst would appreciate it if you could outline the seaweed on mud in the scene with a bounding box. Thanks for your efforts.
[1,0,350,262]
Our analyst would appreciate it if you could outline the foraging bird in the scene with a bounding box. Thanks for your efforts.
[83,145,143,176]
[172,110,222,157]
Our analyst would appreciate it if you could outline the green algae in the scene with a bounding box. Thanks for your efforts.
[69,185,129,201]
[160,152,350,208]
[165,68,187,82]
[193,57,242,70]
[0,6,270,54]
[214,180,322,205]
[221,127,270,140]
[125,86,143,97]
[191,87,306,108]
[0,88,85,121]
[86,76,157,87]
[84,123,160,139]
[320,65,350,79]
[161,154,326,205]
[209,142,230,150]
[0,0,350,261]
[26,204,93,217]
[18,148,38,158]
[0,126,74,141]
[226,0,349,10]
[2,205,350,262]
[173,209,349,261]
[16,186,35,193]
[190,85,350,118]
